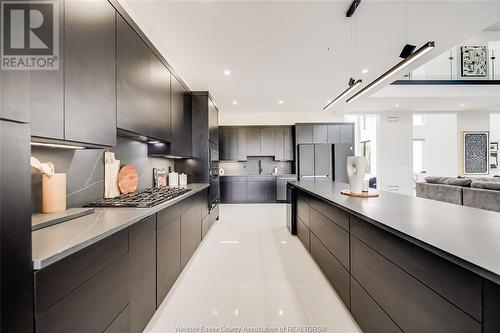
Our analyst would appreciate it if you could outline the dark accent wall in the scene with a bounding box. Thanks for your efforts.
[31,137,174,212]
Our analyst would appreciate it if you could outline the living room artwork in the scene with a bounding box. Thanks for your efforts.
[462,131,489,175]
[491,141,499,170]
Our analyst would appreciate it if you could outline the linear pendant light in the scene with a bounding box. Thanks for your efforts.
[323,79,362,111]
[346,41,435,104]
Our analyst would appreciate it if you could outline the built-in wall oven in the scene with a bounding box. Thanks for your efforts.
[209,144,220,210]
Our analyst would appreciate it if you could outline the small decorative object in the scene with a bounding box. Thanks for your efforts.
[461,46,488,77]
[219,168,225,175]
[462,131,489,175]
[491,141,499,170]
[118,164,139,194]
[168,171,179,187]
[341,190,379,198]
[153,168,167,188]
[179,173,188,187]
[104,152,121,198]
[42,173,67,213]
[362,180,369,192]
[346,156,366,194]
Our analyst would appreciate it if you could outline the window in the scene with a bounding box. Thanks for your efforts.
[413,114,425,126]
[413,139,426,173]
[361,140,371,174]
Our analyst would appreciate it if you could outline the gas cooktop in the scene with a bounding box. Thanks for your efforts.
[86,186,191,208]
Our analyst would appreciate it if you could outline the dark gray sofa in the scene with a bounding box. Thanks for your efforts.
[416,176,500,213]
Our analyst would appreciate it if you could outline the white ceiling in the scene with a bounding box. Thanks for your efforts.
[120,0,500,114]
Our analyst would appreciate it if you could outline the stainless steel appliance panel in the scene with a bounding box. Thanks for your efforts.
[314,144,332,181]
[298,144,315,179]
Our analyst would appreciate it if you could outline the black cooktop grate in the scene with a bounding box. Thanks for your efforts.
[86,187,191,208]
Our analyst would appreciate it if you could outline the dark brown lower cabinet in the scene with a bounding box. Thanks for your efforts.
[350,236,480,333]
[105,306,130,333]
[296,217,310,251]
[350,278,402,333]
[310,233,351,309]
[129,215,157,333]
[157,213,181,307]
[181,202,202,270]
[36,255,129,333]
[202,215,210,239]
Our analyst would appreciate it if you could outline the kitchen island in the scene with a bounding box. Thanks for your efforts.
[288,180,500,333]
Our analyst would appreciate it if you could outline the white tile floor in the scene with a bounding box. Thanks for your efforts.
[145,204,361,333]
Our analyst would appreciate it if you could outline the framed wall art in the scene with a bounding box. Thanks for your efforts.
[491,141,499,170]
[460,46,488,78]
[462,131,489,175]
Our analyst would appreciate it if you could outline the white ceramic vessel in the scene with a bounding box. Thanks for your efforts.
[347,156,366,193]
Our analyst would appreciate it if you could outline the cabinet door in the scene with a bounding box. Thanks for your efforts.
[171,77,192,157]
[129,215,156,333]
[219,128,229,160]
[296,125,313,144]
[274,127,284,161]
[180,202,202,269]
[246,127,261,156]
[237,128,247,161]
[64,0,116,146]
[30,0,63,138]
[284,127,294,161]
[228,128,238,161]
[149,53,171,141]
[157,212,181,306]
[313,125,328,143]
[117,15,151,136]
[220,177,232,203]
[327,125,340,144]
[208,99,218,145]
[246,178,264,202]
[340,124,354,144]
[1,71,30,123]
[231,177,247,202]
[261,127,275,156]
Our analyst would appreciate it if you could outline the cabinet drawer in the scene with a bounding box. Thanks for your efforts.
[351,278,402,333]
[36,255,129,333]
[104,305,129,333]
[310,233,350,309]
[296,192,310,226]
[351,236,481,333]
[310,197,349,231]
[34,229,128,314]
[296,217,310,252]
[202,215,210,239]
[350,215,481,321]
[309,208,349,269]
[157,196,192,223]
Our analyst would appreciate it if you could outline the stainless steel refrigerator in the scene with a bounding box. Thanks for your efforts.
[298,143,353,182]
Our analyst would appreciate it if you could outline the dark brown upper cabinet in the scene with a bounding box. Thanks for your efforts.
[261,127,275,156]
[64,0,116,146]
[170,76,192,157]
[208,99,219,145]
[117,14,151,137]
[149,52,171,141]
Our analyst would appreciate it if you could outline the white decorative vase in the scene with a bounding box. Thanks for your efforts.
[347,156,366,194]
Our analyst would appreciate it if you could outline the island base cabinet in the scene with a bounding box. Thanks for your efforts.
[201,215,210,239]
[36,255,129,333]
[351,236,481,333]
[350,278,402,333]
[104,306,129,333]
[310,233,350,309]
[157,215,181,307]
[128,215,157,333]
[296,217,310,252]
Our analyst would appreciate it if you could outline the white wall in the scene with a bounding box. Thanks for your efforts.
[413,113,458,177]
[376,112,414,195]
[219,111,345,126]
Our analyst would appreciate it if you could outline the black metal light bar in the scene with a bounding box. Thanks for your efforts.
[323,79,362,111]
[346,0,362,17]
[346,41,435,104]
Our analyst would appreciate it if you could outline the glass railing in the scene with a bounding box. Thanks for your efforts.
[401,46,500,81]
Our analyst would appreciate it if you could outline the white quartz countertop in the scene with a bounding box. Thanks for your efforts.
[32,183,209,270]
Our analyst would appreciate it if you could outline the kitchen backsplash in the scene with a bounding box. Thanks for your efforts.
[31,137,174,212]
[219,157,293,176]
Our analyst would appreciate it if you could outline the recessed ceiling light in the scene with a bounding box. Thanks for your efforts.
[278,100,284,104]
[459,103,465,107]
[232,100,238,105]
[361,69,369,74]
[223,69,231,76]
[394,104,400,107]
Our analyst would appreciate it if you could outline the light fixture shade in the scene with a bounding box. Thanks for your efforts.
[323,79,362,111]
[346,0,362,17]
[346,41,435,104]
[400,44,416,59]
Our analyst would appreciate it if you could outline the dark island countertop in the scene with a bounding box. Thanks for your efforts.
[32,183,209,270]
[289,180,500,284]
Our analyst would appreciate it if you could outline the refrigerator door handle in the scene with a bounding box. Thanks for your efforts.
[315,175,329,178]
[300,175,316,178]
